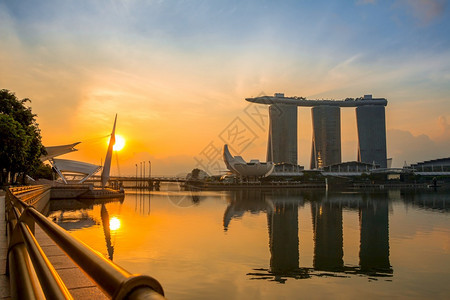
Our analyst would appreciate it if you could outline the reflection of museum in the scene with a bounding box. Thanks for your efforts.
[224,190,393,281]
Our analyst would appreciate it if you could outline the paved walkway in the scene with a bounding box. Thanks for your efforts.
[1,194,107,299]
[34,227,107,298]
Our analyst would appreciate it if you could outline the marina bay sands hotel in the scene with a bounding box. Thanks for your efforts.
[246,93,388,169]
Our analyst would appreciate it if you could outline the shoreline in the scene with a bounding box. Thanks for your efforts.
[182,182,441,191]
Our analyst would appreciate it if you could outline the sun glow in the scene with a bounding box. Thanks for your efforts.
[109,217,121,231]
[113,134,126,151]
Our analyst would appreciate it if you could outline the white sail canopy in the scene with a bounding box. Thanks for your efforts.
[41,115,118,186]
[41,142,81,162]
[52,158,101,184]
[53,159,101,175]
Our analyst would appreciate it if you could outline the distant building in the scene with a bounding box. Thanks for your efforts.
[356,105,387,168]
[267,95,298,165]
[270,163,304,176]
[247,93,388,169]
[310,106,341,169]
[410,157,450,173]
[322,161,376,174]
[223,144,274,178]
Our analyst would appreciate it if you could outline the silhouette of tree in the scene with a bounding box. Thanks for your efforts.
[0,89,46,185]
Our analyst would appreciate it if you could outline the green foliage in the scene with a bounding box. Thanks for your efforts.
[0,114,28,172]
[32,164,54,180]
[0,89,46,185]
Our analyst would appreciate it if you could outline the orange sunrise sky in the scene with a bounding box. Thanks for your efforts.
[1,0,449,175]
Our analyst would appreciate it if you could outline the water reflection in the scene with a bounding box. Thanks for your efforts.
[224,189,396,282]
[223,190,269,231]
[101,204,115,260]
[48,198,97,230]
[312,200,343,271]
[135,190,152,215]
[45,187,449,297]
[267,192,300,280]
[359,195,391,274]
[401,190,449,212]
[47,198,124,261]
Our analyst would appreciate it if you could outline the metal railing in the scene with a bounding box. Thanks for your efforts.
[5,185,165,299]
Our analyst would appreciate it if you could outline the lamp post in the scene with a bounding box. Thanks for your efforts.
[140,162,142,188]
[135,164,138,189]
[148,161,151,180]
[143,161,146,190]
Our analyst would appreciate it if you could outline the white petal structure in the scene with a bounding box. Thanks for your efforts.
[52,158,101,184]
[41,142,81,162]
[223,144,274,177]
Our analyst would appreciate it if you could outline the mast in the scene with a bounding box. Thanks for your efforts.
[101,114,117,187]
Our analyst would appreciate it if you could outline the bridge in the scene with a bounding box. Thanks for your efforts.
[88,175,186,183]
[84,175,186,190]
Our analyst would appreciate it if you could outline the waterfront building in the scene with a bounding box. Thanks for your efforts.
[42,142,101,184]
[321,161,376,176]
[310,106,341,169]
[223,144,274,178]
[409,157,450,173]
[356,104,387,168]
[270,163,304,176]
[247,93,388,169]
[267,99,298,165]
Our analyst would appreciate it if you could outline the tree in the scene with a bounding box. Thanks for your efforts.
[0,89,46,185]
[33,164,54,181]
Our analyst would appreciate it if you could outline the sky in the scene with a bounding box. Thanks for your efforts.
[1,0,449,176]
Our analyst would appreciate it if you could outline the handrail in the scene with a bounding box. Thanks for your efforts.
[17,221,72,299]
[5,185,166,299]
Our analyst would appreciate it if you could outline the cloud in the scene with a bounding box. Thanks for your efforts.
[387,129,450,166]
[437,115,450,139]
[396,0,447,24]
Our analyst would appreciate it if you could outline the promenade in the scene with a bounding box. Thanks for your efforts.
[0,192,107,299]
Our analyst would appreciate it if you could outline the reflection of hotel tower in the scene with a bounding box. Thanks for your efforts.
[311,201,344,271]
[266,192,391,277]
[359,197,391,272]
[225,191,392,278]
[267,194,300,273]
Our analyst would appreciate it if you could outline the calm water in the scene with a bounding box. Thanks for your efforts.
[47,186,450,299]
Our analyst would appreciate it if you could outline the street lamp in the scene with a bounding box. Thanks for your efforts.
[148,161,151,180]
[135,164,138,189]
[143,161,146,190]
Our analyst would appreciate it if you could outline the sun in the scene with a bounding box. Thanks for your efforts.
[109,217,121,231]
[113,134,126,151]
